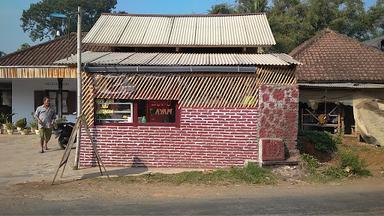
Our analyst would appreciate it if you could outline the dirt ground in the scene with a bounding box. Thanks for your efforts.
[0,134,204,186]
[342,135,384,176]
[0,134,383,203]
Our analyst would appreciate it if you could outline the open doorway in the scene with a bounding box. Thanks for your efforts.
[300,101,355,135]
[343,105,355,135]
[0,82,12,122]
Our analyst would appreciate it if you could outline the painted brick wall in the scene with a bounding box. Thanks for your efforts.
[79,84,299,168]
[80,108,260,168]
[259,85,299,151]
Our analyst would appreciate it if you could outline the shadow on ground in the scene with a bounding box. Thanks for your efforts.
[81,157,149,179]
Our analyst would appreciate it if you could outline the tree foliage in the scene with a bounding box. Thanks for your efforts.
[209,3,236,14]
[21,0,117,42]
[0,51,6,57]
[237,0,269,13]
[17,43,31,51]
[367,0,384,37]
[209,0,384,53]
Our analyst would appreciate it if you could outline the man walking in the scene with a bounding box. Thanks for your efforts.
[34,97,56,153]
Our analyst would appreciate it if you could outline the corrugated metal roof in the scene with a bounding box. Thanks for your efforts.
[54,51,299,66]
[0,33,110,66]
[82,13,276,47]
[299,83,384,89]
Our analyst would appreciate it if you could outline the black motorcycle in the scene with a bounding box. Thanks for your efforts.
[53,122,75,149]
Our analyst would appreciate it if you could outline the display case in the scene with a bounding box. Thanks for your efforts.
[95,99,133,124]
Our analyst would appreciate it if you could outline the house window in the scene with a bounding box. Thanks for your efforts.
[34,90,76,115]
[95,99,178,126]
[95,99,133,124]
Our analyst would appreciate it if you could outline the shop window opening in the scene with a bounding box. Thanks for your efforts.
[95,99,178,126]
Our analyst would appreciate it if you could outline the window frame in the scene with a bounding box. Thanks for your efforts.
[94,99,180,127]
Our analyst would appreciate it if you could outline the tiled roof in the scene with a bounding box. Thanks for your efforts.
[290,29,384,83]
[0,33,110,66]
[82,13,276,47]
[54,51,299,66]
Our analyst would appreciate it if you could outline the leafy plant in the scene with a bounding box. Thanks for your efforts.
[0,112,15,124]
[54,116,67,128]
[5,123,14,130]
[339,150,371,176]
[322,166,348,179]
[301,130,338,153]
[15,118,27,129]
[29,121,38,129]
[300,153,319,174]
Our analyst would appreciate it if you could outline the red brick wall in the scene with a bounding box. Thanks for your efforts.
[80,108,260,168]
[259,85,299,151]
[79,85,298,168]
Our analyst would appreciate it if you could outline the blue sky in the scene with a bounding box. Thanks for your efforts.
[0,0,377,54]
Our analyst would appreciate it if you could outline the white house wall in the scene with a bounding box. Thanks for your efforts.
[11,78,77,123]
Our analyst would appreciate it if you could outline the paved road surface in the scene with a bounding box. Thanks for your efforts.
[1,179,384,215]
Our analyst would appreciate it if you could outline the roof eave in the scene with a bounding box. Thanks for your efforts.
[80,43,275,48]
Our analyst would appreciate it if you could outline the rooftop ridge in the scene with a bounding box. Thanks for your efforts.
[100,13,267,17]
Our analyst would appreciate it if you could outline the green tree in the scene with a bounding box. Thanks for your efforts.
[0,51,6,57]
[268,0,312,53]
[21,0,117,42]
[209,3,236,14]
[17,43,31,51]
[367,0,384,36]
[237,0,269,13]
[209,0,377,53]
[310,0,370,40]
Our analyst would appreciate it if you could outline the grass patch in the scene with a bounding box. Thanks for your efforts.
[339,150,371,176]
[301,154,346,183]
[301,150,371,183]
[105,163,277,185]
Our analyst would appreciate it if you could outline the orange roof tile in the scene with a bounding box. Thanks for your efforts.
[290,29,384,84]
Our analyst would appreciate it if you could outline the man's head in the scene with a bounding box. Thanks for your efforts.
[43,97,50,107]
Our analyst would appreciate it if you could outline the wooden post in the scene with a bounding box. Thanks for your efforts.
[52,115,109,185]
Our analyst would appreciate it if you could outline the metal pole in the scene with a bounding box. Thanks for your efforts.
[57,78,63,118]
[74,6,82,168]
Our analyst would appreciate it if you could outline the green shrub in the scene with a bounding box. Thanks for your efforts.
[322,166,348,179]
[300,153,319,174]
[302,130,338,153]
[0,112,15,124]
[15,118,27,128]
[339,150,371,176]
[29,121,37,129]
[5,122,14,130]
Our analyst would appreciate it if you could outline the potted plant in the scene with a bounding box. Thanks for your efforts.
[15,118,27,132]
[54,116,67,129]
[5,123,14,135]
[30,121,38,134]
[0,112,15,129]
[21,127,30,135]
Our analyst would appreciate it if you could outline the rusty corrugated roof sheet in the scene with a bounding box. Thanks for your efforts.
[290,29,384,84]
[0,33,110,66]
[54,51,298,66]
[82,13,276,47]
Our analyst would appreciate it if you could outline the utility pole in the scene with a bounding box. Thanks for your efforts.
[74,5,82,168]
